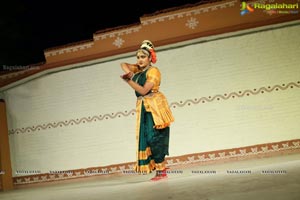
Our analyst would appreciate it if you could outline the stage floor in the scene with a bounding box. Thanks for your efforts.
[1,153,300,200]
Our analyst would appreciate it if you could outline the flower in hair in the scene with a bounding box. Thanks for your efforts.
[149,49,157,63]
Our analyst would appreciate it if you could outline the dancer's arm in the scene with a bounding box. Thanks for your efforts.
[120,62,138,73]
[126,80,154,96]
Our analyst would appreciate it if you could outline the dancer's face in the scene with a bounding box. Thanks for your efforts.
[136,50,151,68]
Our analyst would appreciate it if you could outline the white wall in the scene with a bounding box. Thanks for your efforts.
[4,23,300,176]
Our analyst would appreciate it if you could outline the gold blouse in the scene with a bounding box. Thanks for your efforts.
[135,66,174,129]
[146,66,160,92]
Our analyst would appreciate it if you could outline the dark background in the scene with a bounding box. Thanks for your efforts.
[0,0,206,73]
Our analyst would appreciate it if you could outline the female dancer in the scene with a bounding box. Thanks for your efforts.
[120,40,174,181]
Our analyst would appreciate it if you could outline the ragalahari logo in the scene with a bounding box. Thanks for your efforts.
[240,1,255,15]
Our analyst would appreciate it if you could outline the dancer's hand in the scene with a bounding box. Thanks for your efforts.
[120,71,133,81]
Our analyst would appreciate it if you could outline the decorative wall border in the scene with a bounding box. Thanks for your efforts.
[0,71,27,80]
[8,80,300,135]
[141,0,237,26]
[44,41,94,57]
[11,139,300,186]
[93,26,142,41]
[170,81,300,108]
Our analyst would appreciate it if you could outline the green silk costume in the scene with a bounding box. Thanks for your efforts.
[132,66,174,173]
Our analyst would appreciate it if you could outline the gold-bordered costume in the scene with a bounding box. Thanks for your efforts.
[132,66,174,173]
